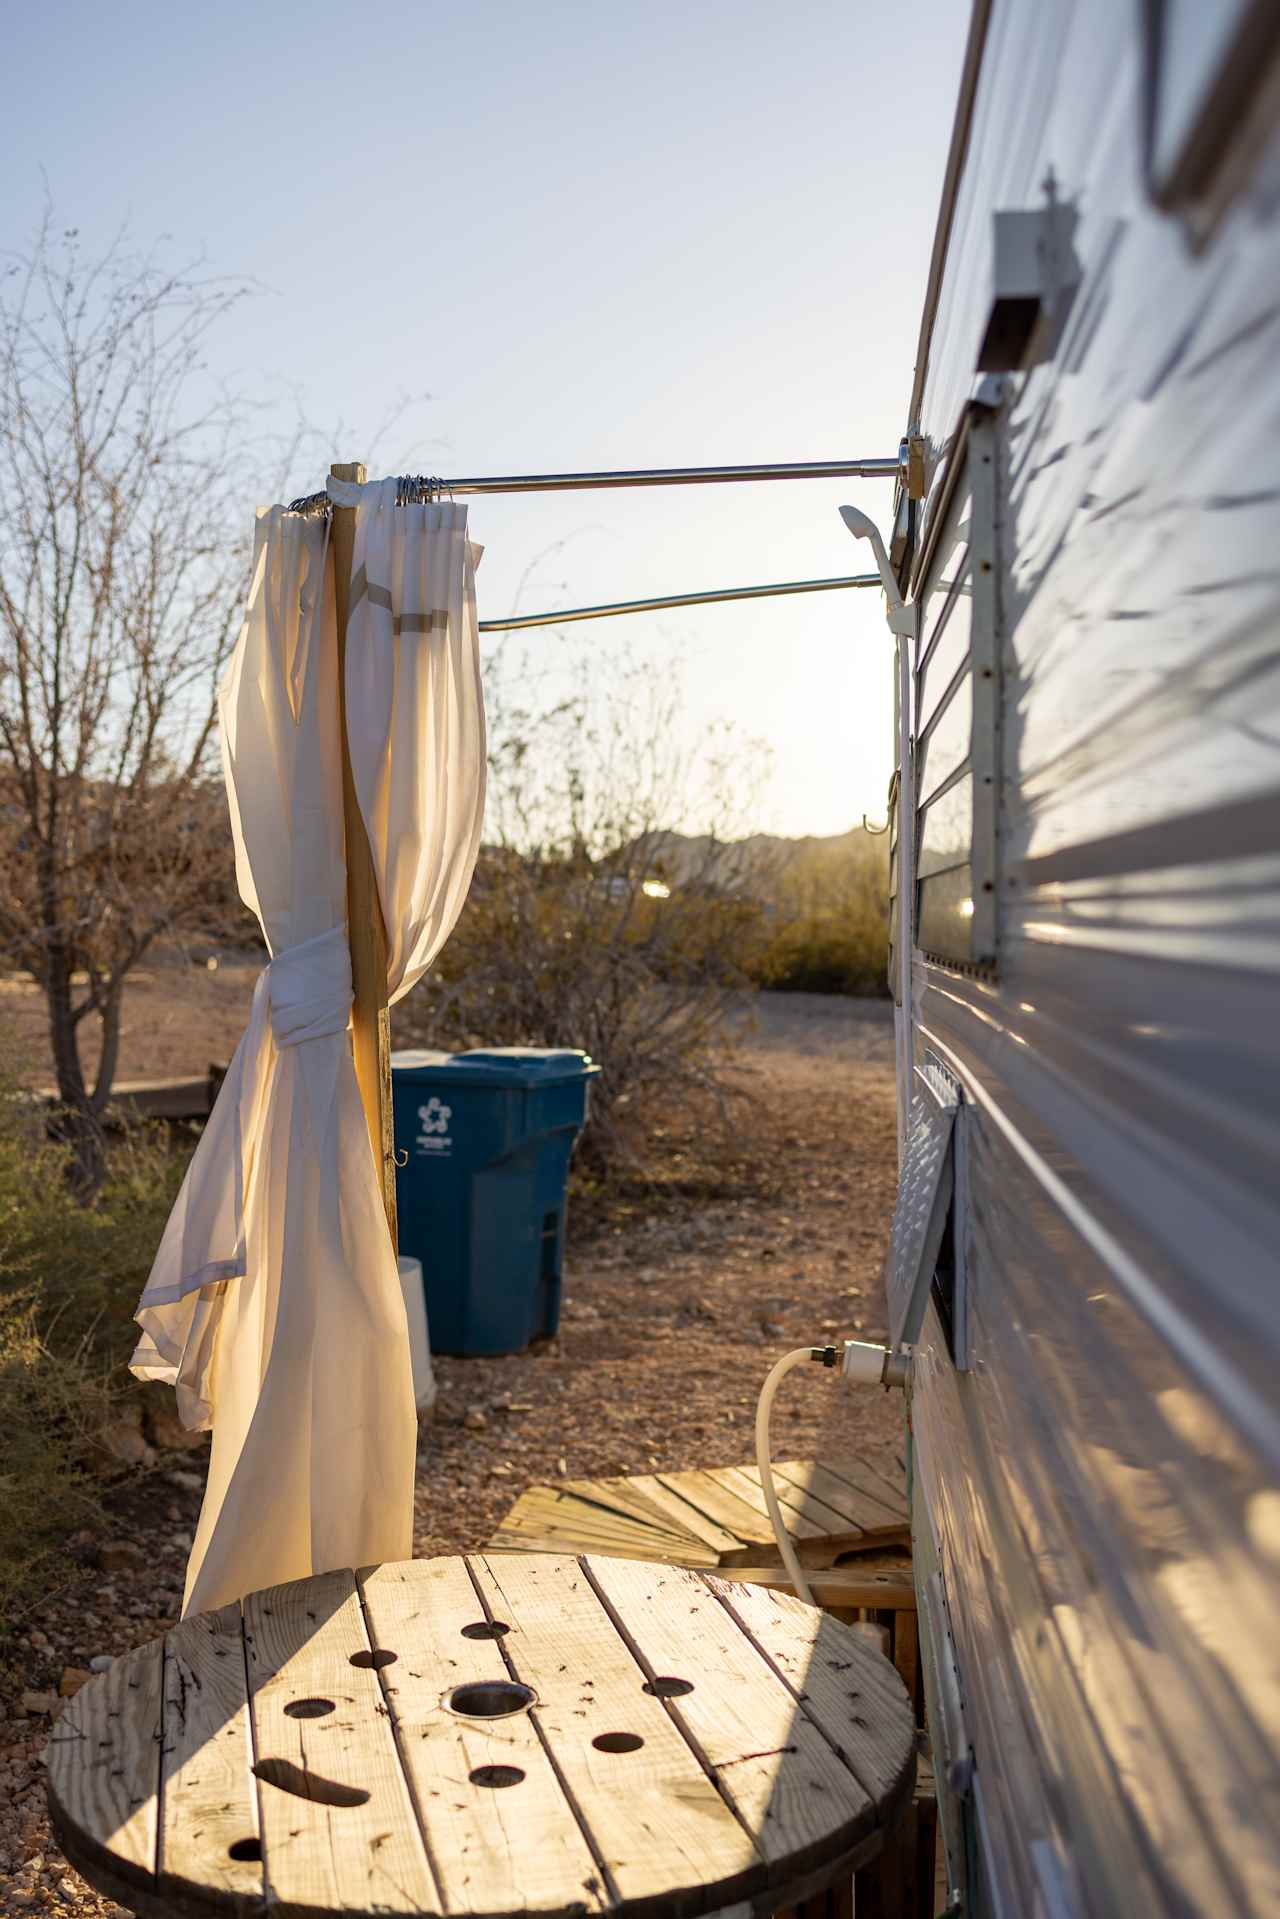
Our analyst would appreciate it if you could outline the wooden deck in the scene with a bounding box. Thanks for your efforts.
[488,1456,939,1918]
[486,1455,913,1592]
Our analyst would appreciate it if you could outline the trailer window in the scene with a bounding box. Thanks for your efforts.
[1143,0,1280,247]
[911,406,1001,969]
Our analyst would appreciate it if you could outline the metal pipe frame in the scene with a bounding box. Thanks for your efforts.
[478,572,882,633]
[290,455,903,517]
[439,456,901,494]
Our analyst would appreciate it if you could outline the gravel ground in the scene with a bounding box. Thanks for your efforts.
[0,990,900,1915]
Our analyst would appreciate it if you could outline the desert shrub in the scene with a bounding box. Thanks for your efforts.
[402,841,770,1166]
[0,1068,187,1609]
[754,831,890,996]
[0,1292,111,1616]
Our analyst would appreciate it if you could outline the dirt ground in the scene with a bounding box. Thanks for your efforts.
[0,986,902,1916]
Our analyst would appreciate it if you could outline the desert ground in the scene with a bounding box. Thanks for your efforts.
[1,976,902,1916]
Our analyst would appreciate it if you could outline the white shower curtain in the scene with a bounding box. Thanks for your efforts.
[131,484,486,1617]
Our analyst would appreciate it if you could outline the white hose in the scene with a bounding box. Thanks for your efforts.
[754,1347,817,1607]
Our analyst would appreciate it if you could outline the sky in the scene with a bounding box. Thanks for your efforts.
[6,0,971,839]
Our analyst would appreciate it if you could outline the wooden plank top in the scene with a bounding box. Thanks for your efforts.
[47,1552,915,1919]
[486,1457,911,1571]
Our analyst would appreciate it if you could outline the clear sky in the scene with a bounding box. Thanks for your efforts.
[6,0,970,838]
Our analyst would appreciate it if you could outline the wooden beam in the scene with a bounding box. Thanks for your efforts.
[331,461,398,1249]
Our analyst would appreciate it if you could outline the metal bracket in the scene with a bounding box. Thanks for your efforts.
[975,182,1082,373]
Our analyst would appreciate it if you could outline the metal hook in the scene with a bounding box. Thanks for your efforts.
[862,813,890,836]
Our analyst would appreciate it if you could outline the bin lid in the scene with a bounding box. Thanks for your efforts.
[391,1046,600,1086]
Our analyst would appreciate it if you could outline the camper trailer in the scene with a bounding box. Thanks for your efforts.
[885,2,1280,1912]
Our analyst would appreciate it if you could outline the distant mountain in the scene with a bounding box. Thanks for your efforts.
[639,826,884,891]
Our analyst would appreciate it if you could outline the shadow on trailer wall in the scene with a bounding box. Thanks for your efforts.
[863,1,1280,1913]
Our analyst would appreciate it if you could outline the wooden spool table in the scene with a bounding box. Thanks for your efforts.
[47,1552,916,1919]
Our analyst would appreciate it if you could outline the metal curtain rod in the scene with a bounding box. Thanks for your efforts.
[478,572,882,632]
[431,455,901,494]
[288,453,902,515]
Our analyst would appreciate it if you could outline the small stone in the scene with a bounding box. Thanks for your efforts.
[99,1541,144,1573]
[88,1655,115,1673]
[27,1630,50,1649]
[463,1408,488,1432]
[97,1413,153,1468]
[761,1319,787,1338]
[167,1470,203,1491]
[64,1528,99,1566]
[146,1404,207,1452]
[59,1668,92,1698]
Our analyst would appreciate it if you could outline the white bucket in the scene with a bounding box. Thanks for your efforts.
[398,1255,437,1413]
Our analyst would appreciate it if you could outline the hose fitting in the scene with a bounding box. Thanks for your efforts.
[842,1338,913,1390]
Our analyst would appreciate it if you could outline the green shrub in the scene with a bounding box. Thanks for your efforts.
[0,1076,187,1611]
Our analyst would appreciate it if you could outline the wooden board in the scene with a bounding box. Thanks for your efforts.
[244,1568,438,1916]
[474,1551,766,1909]
[48,1552,916,1919]
[47,1639,164,1904]
[486,1457,912,1572]
[582,1556,910,1894]
[159,1601,262,1912]
[358,1556,606,1917]
[701,1575,915,1814]
[708,1559,916,1612]
[768,1460,910,1532]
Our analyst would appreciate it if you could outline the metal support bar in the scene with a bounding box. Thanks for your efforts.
[430,456,901,494]
[479,572,882,633]
[292,457,904,514]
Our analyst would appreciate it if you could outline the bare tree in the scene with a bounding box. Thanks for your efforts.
[0,215,256,1193]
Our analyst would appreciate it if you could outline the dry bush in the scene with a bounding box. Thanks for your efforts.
[397,645,772,1167]
[755,830,890,995]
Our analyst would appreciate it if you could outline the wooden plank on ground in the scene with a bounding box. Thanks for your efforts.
[804,1456,909,1520]
[490,1485,700,1561]
[559,1478,715,1557]
[244,1569,438,1917]
[622,1474,749,1557]
[653,1469,780,1547]
[46,1640,164,1902]
[474,1551,767,1911]
[716,1466,869,1542]
[159,1601,262,1911]
[710,1562,916,1612]
[702,1575,915,1816]
[583,1555,879,1892]
[768,1461,911,1536]
[359,1557,606,1918]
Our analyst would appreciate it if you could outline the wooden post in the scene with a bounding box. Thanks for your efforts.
[330,461,399,1250]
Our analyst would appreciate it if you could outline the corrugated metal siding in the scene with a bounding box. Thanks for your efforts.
[900,0,1280,1912]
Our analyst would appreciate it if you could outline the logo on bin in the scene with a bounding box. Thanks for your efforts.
[416,1097,452,1156]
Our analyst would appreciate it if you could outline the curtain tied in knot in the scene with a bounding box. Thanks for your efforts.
[266,923,352,1048]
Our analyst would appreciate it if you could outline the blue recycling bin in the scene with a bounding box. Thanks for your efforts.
[390,1047,601,1356]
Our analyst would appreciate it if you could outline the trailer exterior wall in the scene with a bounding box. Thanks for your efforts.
[898,3,1280,1914]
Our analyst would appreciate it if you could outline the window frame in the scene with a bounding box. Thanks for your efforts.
[1141,0,1280,250]
[908,397,1002,971]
